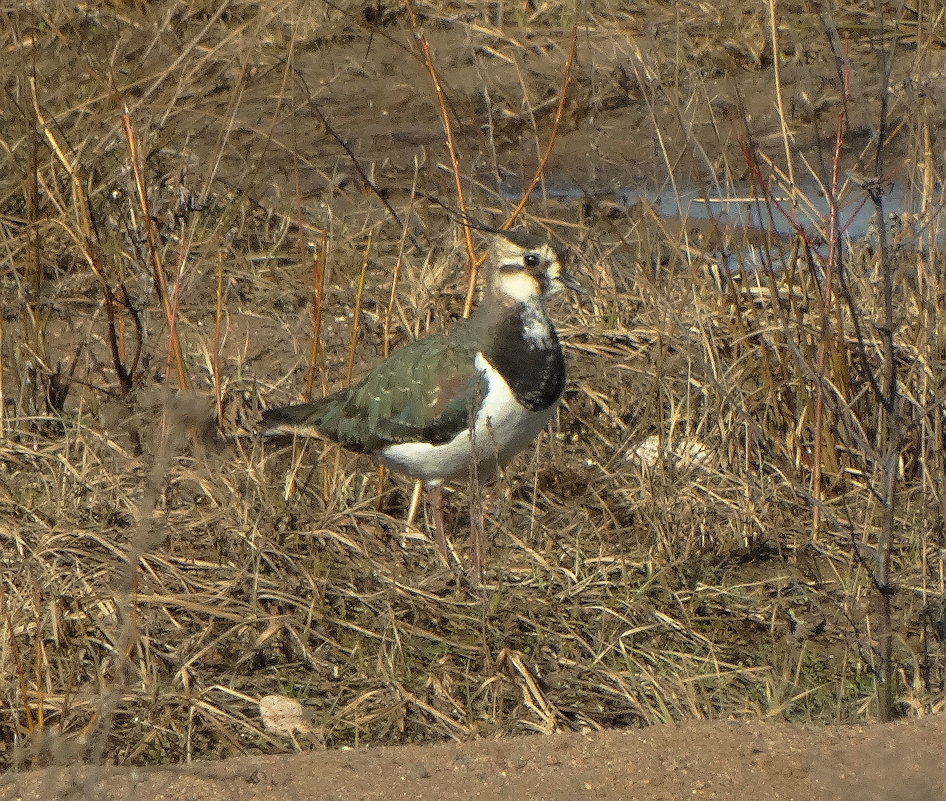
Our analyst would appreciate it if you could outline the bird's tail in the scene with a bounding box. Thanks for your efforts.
[260,400,330,438]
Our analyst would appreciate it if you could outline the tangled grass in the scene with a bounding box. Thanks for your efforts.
[1,0,945,773]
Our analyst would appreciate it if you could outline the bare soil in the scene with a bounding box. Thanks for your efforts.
[7,714,946,801]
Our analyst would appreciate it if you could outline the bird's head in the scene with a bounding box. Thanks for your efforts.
[486,231,583,306]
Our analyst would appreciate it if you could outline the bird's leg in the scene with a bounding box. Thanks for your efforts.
[406,479,424,526]
[427,483,449,562]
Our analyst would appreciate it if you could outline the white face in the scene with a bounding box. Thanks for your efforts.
[493,270,542,303]
[489,238,565,304]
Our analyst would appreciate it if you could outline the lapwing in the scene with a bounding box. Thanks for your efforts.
[262,230,580,571]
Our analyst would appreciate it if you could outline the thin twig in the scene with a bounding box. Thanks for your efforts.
[307,101,421,251]
[118,99,189,390]
[304,231,329,402]
[404,0,477,316]
[30,79,134,394]
[345,234,372,386]
[502,27,578,231]
[211,252,225,423]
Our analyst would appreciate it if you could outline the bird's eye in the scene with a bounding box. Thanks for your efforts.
[524,253,541,268]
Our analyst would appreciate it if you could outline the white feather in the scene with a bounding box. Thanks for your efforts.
[378,353,557,484]
[494,271,540,303]
[520,303,553,345]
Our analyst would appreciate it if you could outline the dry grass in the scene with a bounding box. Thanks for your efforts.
[1,0,945,773]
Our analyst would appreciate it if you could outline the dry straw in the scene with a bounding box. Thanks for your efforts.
[0,0,944,776]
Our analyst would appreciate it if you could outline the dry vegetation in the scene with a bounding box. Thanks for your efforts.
[1,0,945,775]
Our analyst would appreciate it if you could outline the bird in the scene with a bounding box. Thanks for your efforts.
[262,229,581,574]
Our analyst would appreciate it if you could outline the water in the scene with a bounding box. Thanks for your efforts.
[526,176,918,244]
[656,178,913,243]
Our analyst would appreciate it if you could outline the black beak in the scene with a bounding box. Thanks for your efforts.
[560,269,587,295]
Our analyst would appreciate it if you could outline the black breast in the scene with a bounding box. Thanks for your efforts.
[484,306,566,411]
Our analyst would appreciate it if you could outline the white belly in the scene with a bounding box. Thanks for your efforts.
[378,352,558,484]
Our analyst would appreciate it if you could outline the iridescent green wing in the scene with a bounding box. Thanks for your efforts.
[314,333,485,453]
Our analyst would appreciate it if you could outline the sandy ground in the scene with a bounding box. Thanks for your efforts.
[6,714,945,801]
